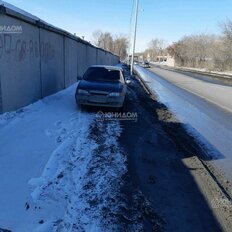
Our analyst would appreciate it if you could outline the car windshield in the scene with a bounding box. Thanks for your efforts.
[83,67,121,82]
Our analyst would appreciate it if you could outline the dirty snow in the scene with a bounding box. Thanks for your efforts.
[0,84,127,231]
[28,119,126,232]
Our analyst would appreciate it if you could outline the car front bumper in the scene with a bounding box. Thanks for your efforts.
[76,94,125,108]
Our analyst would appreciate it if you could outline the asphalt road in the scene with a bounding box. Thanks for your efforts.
[149,66,232,113]
[134,65,232,185]
[119,67,232,231]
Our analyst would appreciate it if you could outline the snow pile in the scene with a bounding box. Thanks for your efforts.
[0,81,130,231]
[28,116,126,232]
[0,85,78,231]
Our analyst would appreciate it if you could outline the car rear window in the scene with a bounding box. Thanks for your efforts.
[83,67,121,82]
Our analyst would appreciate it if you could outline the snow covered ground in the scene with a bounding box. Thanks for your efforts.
[0,84,127,231]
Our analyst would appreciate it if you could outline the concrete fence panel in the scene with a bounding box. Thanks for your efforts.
[86,45,97,67]
[0,4,119,113]
[77,42,88,78]
[64,37,78,87]
[97,50,106,65]
[0,73,2,113]
[40,28,65,97]
[0,14,41,112]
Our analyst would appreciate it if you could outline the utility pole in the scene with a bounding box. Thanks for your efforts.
[130,0,139,75]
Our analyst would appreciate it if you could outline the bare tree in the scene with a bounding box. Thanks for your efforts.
[167,34,219,69]
[221,19,232,42]
[219,19,232,70]
[92,30,114,52]
[92,30,103,47]
[143,19,232,71]
[113,34,128,60]
[148,39,167,59]
[92,30,128,60]
[100,32,114,52]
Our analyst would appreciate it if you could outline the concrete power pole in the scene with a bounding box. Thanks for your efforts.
[130,0,139,75]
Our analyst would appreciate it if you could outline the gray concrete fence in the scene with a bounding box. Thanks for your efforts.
[0,4,119,113]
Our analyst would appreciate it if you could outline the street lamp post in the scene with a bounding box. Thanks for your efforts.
[130,0,139,75]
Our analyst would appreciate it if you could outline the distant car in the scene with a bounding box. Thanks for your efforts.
[75,65,128,109]
[143,61,150,68]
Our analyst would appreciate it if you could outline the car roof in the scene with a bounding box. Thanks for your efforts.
[90,65,123,71]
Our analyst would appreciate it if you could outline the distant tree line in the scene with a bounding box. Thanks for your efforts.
[92,30,129,60]
[143,39,168,61]
[145,20,232,71]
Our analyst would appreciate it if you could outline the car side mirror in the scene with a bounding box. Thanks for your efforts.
[125,77,131,84]
[77,75,82,81]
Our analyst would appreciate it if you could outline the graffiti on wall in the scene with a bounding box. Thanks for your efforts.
[40,41,55,63]
[0,34,55,62]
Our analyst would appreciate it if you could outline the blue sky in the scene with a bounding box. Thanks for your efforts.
[3,0,232,52]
